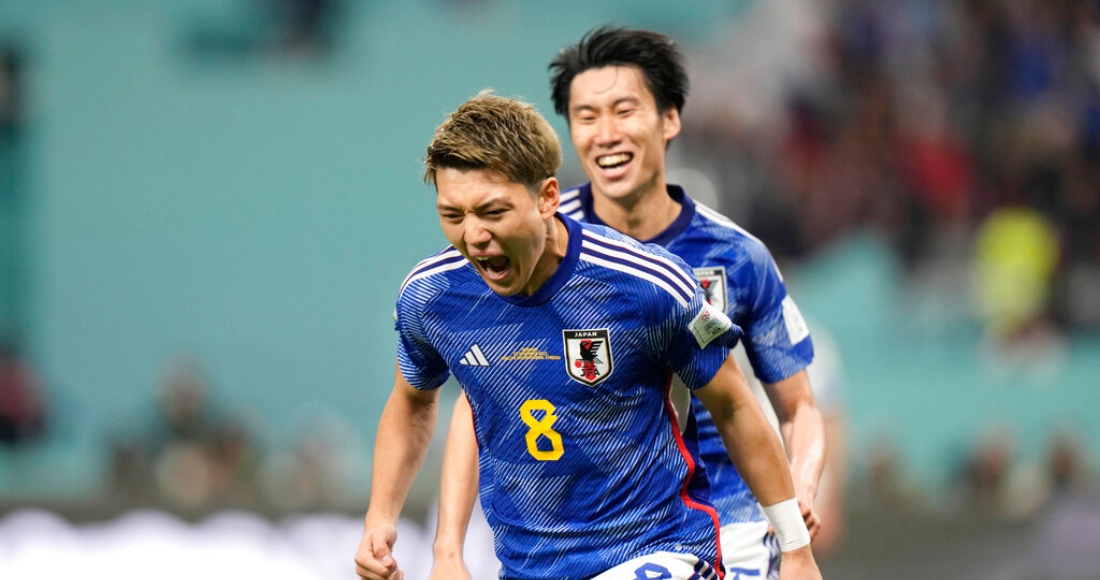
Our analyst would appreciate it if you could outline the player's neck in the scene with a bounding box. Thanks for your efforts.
[550,214,569,257]
[591,180,680,242]
[522,216,570,296]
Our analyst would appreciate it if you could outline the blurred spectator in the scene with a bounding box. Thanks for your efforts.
[262,0,343,58]
[896,84,975,231]
[0,46,22,137]
[0,337,47,447]
[108,355,262,511]
[187,0,344,62]
[952,423,1023,515]
[1044,428,1094,500]
[973,204,1065,374]
[866,437,914,511]
[258,403,372,513]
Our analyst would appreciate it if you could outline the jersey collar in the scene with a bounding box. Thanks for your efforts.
[577,183,695,247]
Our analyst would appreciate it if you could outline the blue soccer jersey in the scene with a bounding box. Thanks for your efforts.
[561,184,815,525]
[395,215,742,580]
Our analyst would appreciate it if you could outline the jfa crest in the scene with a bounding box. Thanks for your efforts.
[694,266,728,313]
[563,329,613,386]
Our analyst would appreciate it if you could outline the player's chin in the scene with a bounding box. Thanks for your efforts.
[595,176,639,200]
[478,272,520,296]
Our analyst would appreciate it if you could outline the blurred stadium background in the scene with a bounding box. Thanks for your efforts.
[1,0,1099,578]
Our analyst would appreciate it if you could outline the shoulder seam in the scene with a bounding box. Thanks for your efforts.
[694,202,763,244]
[399,248,467,295]
[579,230,695,307]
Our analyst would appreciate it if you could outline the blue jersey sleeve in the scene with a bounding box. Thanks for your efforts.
[394,282,450,391]
[735,239,814,383]
[657,260,743,390]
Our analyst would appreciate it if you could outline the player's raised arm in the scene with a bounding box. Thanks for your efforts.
[428,391,478,580]
[765,369,826,537]
[355,362,441,580]
[694,355,822,580]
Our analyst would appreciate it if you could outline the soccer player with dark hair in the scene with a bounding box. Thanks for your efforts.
[354,91,821,580]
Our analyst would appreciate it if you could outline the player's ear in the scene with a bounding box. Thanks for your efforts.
[661,106,682,143]
[536,177,560,219]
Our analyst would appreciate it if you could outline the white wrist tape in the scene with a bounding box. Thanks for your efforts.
[762,498,811,552]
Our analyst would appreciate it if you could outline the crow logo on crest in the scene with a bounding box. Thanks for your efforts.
[563,329,613,386]
[575,340,603,381]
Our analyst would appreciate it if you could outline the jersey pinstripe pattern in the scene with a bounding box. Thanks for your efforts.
[395,215,742,580]
[560,183,815,526]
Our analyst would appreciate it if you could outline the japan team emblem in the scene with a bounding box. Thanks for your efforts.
[693,266,728,313]
[563,329,613,386]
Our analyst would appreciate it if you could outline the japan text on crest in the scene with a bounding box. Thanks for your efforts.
[562,329,613,386]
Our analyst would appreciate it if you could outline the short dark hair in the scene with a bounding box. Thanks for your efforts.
[548,26,689,119]
[424,91,561,190]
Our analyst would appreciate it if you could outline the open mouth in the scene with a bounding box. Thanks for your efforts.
[474,255,512,281]
[596,153,633,171]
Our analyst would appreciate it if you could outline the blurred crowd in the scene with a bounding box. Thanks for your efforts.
[186,0,345,61]
[104,355,367,516]
[679,0,1100,347]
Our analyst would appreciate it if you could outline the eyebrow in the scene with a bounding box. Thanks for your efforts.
[572,95,642,114]
[436,198,510,213]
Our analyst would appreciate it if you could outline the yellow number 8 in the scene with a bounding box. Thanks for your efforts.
[520,399,564,461]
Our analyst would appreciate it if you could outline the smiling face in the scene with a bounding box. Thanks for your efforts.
[568,65,681,206]
[436,167,561,296]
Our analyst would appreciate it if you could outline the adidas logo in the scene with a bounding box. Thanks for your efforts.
[459,344,490,367]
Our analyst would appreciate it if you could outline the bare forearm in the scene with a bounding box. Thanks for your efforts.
[768,371,826,503]
[783,402,825,504]
[366,375,439,528]
[434,392,480,558]
[719,397,796,506]
[697,357,795,506]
